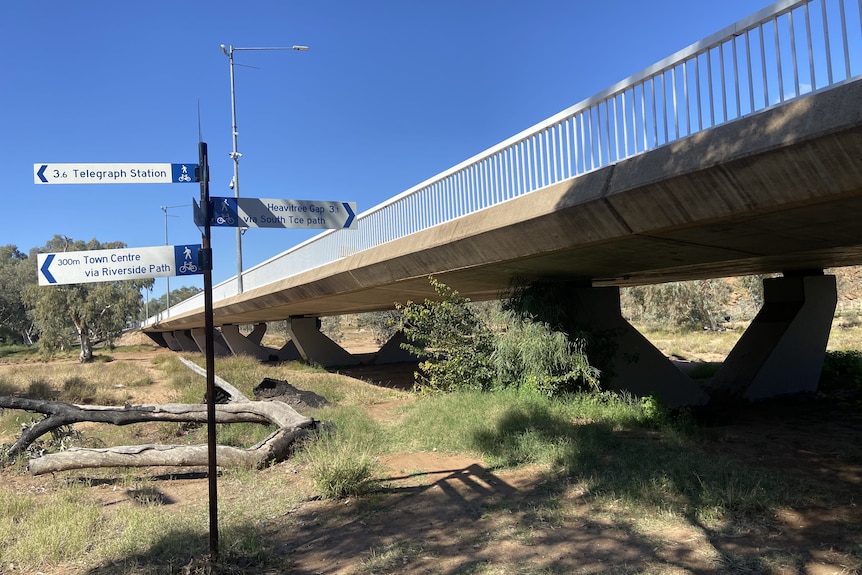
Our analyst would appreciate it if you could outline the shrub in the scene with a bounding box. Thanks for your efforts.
[60,376,96,403]
[492,311,599,395]
[27,379,54,400]
[397,278,600,396]
[397,278,496,392]
[819,350,862,400]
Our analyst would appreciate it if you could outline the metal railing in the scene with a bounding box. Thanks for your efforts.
[154,0,862,323]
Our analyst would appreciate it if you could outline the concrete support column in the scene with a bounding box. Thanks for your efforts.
[221,324,272,361]
[570,287,709,407]
[190,327,232,357]
[143,331,168,348]
[172,330,199,353]
[220,323,302,362]
[162,331,182,352]
[245,323,267,346]
[708,273,836,402]
[287,316,360,367]
[374,330,421,364]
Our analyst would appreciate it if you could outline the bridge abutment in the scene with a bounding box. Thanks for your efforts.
[707,273,836,402]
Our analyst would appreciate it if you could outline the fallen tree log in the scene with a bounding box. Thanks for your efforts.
[0,357,320,474]
[28,426,312,475]
[0,396,313,459]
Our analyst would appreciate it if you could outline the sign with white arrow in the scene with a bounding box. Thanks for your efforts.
[34,163,198,185]
[37,245,203,286]
[209,197,357,230]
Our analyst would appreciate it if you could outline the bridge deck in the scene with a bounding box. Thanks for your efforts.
[149,79,862,331]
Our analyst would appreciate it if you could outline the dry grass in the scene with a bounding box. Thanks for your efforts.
[0,313,860,574]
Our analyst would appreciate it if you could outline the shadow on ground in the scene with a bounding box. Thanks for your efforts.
[81,396,862,574]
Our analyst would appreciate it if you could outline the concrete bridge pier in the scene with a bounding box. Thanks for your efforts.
[287,316,361,367]
[374,330,422,364]
[161,331,182,352]
[190,327,232,357]
[164,330,198,353]
[219,324,302,362]
[142,331,168,348]
[571,286,710,408]
[707,272,836,402]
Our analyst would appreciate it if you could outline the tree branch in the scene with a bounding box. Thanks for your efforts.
[0,395,313,460]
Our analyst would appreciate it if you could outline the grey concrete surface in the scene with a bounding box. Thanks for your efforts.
[147,79,862,332]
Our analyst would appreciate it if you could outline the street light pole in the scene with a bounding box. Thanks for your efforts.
[220,43,309,294]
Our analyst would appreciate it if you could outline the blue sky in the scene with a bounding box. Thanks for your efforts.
[2,0,767,299]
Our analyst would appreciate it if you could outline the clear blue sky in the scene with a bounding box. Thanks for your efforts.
[2,0,766,300]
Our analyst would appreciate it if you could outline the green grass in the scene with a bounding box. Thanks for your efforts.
[386,388,802,521]
[0,344,38,360]
[0,485,102,568]
[0,471,306,574]
[298,426,380,499]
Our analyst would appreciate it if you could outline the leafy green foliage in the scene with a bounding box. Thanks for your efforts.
[497,279,601,394]
[819,350,862,402]
[492,311,600,395]
[0,245,37,345]
[624,278,732,330]
[397,278,599,395]
[396,278,496,392]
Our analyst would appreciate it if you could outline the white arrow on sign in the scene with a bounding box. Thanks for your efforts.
[34,163,198,184]
[210,197,357,229]
[37,245,202,286]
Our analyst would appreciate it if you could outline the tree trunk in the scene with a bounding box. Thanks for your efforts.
[0,396,317,475]
[0,357,319,474]
[28,426,312,475]
[78,328,93,362]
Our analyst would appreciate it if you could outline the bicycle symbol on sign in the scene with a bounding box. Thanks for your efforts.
[179,245,198,273]
[216,198,235,225]
[177,165,192,183]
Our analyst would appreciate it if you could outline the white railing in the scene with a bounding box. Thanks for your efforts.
[153,0,862,323]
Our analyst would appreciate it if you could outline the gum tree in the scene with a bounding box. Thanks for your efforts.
[24,235,152,362]
[0,244,36,344]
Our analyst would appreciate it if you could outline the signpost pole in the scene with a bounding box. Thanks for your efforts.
[198,141,219,563]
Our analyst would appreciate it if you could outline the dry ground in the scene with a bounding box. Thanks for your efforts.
[1,334,860,575]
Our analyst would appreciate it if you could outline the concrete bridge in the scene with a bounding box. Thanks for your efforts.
[144,0,862,406]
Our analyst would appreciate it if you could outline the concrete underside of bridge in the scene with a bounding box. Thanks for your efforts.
[147,271,837,408]
[145,78,862,406]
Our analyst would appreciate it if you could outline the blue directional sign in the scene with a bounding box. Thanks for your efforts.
[37,245,202,286]
[210,197,357,230]
[34,163,198,184]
